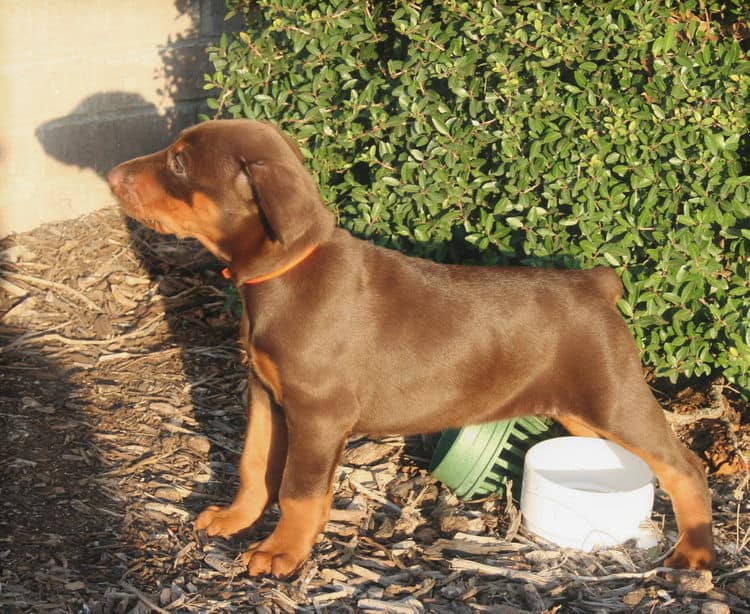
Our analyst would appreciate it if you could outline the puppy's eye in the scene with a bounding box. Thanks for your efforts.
[171,152,186,176]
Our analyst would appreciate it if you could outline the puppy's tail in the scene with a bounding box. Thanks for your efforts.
[589,266,624,307]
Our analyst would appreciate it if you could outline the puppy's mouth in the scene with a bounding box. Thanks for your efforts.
[129,210,172,235]
[140,216,171,234]
[116,196,172,235]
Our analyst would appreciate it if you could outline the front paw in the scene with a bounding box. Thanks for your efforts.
[195,504,258,538]
[242,539,311,578]
[665,546,716,571]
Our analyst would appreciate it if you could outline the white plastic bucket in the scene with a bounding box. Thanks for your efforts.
[521,437,656,551]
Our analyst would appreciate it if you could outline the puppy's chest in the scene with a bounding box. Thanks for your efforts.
[249,345,283,404]
[241,306,284,404]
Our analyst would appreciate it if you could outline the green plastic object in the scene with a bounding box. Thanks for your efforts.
[429,417,551,500]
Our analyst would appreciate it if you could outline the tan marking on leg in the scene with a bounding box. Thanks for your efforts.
[243,491,333,578]
[557,416,600,438]
[250,346,283,403]
[562,415,715,570]
[195,382,287,537]
[640,451,715,570]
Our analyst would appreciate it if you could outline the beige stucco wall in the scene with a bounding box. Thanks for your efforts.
[0,1,236,237]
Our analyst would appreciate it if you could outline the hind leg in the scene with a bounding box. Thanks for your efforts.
[556,416,600,438]
[563,387,715,570]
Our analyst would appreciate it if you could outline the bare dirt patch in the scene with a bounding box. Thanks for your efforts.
[1,208,748,613]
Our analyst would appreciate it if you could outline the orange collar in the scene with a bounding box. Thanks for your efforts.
[222,244,318,285]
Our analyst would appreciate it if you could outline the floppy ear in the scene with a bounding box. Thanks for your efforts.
[238,158,319,245]
[267,123,306,163]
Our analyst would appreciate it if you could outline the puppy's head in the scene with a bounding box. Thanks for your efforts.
[107,120,334,275]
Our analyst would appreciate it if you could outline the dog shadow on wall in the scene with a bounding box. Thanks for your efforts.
[35,92,175,178]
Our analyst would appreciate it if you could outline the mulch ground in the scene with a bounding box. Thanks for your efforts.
[1,207,748,613]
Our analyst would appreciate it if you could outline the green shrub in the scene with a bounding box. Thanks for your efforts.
[204,1,750,393]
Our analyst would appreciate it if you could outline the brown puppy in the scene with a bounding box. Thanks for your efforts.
[108,119,715,578]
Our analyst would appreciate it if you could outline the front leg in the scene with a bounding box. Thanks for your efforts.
[243,416,349,578]
[196,377,287,536]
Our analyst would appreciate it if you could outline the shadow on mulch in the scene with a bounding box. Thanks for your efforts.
[0,332,115,606]
[30,92,269,609]
[0,207,239,612]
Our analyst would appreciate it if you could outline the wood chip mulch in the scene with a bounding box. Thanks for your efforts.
[1,207,748,613]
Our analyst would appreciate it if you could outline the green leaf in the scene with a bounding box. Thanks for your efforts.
[630,174,653,189]
[432,116,451,137]
[602,251,620,266]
